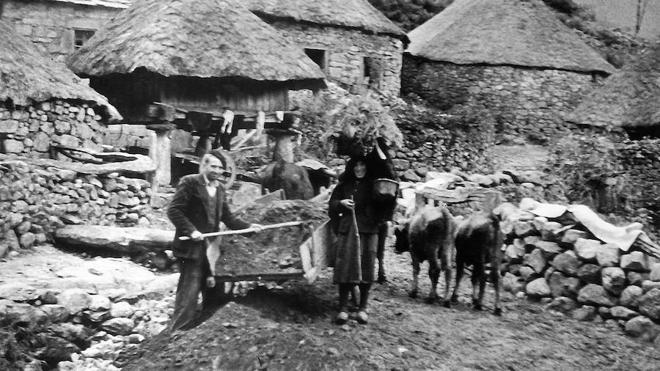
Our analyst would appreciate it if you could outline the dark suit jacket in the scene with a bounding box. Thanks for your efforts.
[168,174,251,260]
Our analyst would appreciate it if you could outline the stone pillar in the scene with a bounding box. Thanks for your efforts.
[147,123,175,190]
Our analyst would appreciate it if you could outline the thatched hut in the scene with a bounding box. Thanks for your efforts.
[0,19,119,157]
[568,42,660,138]
[67,0,325,186]
[402,0,615,142]
[245,0,408,96]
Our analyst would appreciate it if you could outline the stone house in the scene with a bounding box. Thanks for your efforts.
[0,0,129,62]
[244,0,408,96]
[569,41,660,138]
[402,0,615,142]
[0,19,119,157]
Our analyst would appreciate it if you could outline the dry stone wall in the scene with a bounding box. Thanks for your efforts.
[0,101,106,157]
[0,158,154,259]
[401,58,606,142]
[270,21,403,96]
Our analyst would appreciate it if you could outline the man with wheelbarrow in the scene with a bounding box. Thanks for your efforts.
[167,150,263,331]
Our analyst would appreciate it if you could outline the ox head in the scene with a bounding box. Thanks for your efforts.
[393,222,409,254]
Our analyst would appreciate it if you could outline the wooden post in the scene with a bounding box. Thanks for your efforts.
[147,123,176,191]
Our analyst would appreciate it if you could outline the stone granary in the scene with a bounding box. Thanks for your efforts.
[67,0,325,188]
[0,0,130,62]
[244,0,408,96]
[402,0,615,142]
[0,19,119,158]
[569,41,660,138]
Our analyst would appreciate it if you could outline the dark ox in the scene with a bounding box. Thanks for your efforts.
[394,205,455,305]
[450,211,504,315]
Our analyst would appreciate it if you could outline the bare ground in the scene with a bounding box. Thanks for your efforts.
[119,245,660,371]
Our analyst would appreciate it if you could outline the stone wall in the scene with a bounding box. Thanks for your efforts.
[0,158,154,258]
[401,58,606,142]
[2,0,121,62]
[0,101,106,157]
[270,21,403,96]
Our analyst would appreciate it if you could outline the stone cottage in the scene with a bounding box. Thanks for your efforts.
[0,19,119,157]
[67,0,325,186]
[0,0,129,62]
[244,0,408,96]
[402,0,616,142]
[569,41,660,138]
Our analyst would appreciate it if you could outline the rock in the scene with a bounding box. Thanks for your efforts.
[4,229,20,251]
[0,283,40,302]
[467,174,493,187]
[128,334,145,344]
[505,244,524,263]
[572,305,597,321]
[57,289,92,315]
[524,249,546,274]
[551,251,579,276]
[577,264,601,284]
[535,241,562,259]
[49,323,89,344]
[548,271,579,298]
[650,263,660,281]
[625,316,660,341]
[19,232,36,249]
[41,305,70,322]
[620,286,644,309]
[539,221,562,241]
[0,299,45,324]
[513,221,536,237]
[526,278,551,297]
[601,267,627,296]
[560,229,589,246]
[596,244,620,267]
[638,288,660,320]
[642,280,660,292]
[574,239,601,262]
[546,296,577,313]
[101,318,135,336]
[89,295,111,311]
[609,306,639,320]
[34,335,80,365]
[627,271,647,286]
[110,301,135,318]
[84,310,111,323]
[620,251,649,272]
[0,244,7,258]
[402,169,421,182]
[54,226,173,254]
[502,272,525,294]
[519,266,537,281]
[577,284,616,307]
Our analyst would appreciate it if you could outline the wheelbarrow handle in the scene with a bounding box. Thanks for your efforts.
[178,220,311,240]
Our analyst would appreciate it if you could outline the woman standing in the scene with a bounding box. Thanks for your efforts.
[329,156,383,324]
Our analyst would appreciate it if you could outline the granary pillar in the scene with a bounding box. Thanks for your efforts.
[146,123,175,190]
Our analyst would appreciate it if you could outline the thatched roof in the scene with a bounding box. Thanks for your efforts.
[48,0,131,8]
[406,0,614,74]
[0,20,120,119]
[569,42,660,129]
[67,0,326,89]
[244,0,407,41]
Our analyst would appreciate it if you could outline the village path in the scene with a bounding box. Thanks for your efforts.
[120,245,659,371]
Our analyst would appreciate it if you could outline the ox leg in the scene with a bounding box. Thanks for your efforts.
[471,262,484,311]
[491,256,502,316]
[426,259,440,304]
[409,257,420,299]
[450,258,464,303]
[441,254,452,308]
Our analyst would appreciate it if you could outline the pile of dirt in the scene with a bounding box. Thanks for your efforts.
[215,200,329,276]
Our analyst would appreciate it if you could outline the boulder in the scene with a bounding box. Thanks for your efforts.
[642,280,660,292]
[546,296,577,313]
[574,239,601,262]
[577,264,601,284]
[551,251,579,276]
[572,305,597,321]
[560,229,589,246]
[402,169,421,182]
[627,271,648,286]
[34,335,80,365]
[577,284,616,307]
[539,221,562,241]
[624,316,660,341]
[519,265,538,282]
[526,278,551,297]
[524,249,547,274]
[505,244,525,263]
[109,301,135,318]
[619,286,643,309]
[535,241,562,260]
[601,267,627,296]
[84,310,111,323]
[548,271,580,298]
[620,251,649,272]
[609,306,639,320]
[513,221,536,237]
[596,244,620,267]
[638,288,660,320]
[89,295,111,311]
[650,263,660,281]
[55,225,174,254]
[101,317,135,336]
[57,289,92,315]
[502,272,525,294]
[49,323,90,344]
[467,174,494,187]
[0,283,41,302]
[40,305,70,323]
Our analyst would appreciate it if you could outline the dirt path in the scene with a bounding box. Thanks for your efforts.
[120,245,659,370]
